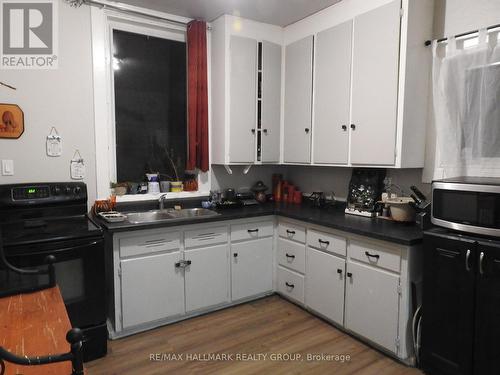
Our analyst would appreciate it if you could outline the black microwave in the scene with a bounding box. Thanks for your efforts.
[432,177,500,237]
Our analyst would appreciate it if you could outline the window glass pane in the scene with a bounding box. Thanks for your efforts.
[113,29,187,183]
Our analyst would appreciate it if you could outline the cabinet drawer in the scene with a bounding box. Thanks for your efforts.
[307,229,346,257]
[120,231,181,258]
[231,221,274,242]
[277,266,304,304]
[349,240,401,273]
[184,226,228,249]
[278,238,305,273]
[278,222,306,243]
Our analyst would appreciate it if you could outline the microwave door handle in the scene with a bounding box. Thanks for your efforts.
[465,249,471,271]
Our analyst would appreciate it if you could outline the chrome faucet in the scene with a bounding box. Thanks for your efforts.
[159,194,169,210]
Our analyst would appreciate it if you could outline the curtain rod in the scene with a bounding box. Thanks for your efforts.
[425,22,500,46]
[66,0,191,27]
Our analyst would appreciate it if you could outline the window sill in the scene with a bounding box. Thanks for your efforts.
[115,191,210,203]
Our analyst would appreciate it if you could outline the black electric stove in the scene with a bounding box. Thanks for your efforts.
[0,182,107,362]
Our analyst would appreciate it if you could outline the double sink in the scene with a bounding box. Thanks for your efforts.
[125,208,220,224]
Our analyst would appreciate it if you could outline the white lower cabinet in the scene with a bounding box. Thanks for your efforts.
[344,260,400,352]
[305,247,345,326]
[184,244,230,312]
[120,251,185,329]
[231,237,273,301]
[277,266,305,304]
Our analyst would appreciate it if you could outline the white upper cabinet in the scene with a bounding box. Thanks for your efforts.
[261,41,282,163]
[313,21,353,165]
[229,35,257,163]
[350,0,400,165]
[283,0,434,168]
[211,1,433,167]
[283,36,314,164]
[211,15,283,165]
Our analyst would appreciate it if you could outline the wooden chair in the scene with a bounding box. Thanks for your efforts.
[0,232,85,375]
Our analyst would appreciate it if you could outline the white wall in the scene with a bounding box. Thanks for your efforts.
[0,1,97,204]
[433,0,500,38]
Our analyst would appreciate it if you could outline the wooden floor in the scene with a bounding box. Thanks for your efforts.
[87,296,424,375]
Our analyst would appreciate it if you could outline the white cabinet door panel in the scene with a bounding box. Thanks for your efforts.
[350,0,401,165]
[230,35,257,163]
[345,261,400,352]
[313,21,352,164]
[121,252,184,329]
[306,248,345,326]
[284,36,313,163]
[231,238,273,300]
[261,41,282,163]
[184,244,230,312]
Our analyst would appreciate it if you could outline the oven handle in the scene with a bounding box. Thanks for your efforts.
[0,236,57,288]
[18,240,101,257]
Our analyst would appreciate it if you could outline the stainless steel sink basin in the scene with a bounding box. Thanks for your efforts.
[126,210,175,224]
[126,208,219,224]
[165,208,220,219]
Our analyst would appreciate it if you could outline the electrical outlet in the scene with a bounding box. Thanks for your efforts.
[1,160,14,176]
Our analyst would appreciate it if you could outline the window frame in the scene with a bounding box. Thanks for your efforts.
[91,6,211,201]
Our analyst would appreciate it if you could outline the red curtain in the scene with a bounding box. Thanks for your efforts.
[186,20,209,172]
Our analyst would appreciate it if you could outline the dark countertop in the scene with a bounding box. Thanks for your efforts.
[96,202,423,246]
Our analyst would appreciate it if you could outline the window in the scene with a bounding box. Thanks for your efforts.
[112,29,187,183]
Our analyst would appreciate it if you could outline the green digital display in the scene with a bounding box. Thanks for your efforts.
[28,188,36,194]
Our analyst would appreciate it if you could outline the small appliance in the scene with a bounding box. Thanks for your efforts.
[345,168,386,217]
[431,176,500,237]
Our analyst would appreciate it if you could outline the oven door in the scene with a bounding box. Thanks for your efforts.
[0,237,105,328]
[432,182,500,237]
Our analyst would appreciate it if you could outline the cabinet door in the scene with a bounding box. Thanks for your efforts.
[350,0,400,165]
[420,234,475,375]
[284,36,313,163]
[231,238,273,301]
[184,244,230,312]
[305,248,345,325]
[345,261,399,352]
[474,241,500,375]
[261,41,282,163]
[120,252,184,329]
[229,35,257,163]
[313,21,352,164]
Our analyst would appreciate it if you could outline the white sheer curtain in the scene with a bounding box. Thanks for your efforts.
[425,28,500,180]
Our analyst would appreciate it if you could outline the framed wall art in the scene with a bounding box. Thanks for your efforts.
[0,104,24,139]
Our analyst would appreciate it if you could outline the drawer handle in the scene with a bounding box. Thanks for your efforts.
[248,229,259,233]
[318,239,330,245]
[365,251,380,260]
[337,269,343,274]
[347,272,352,278]
[285,282,295,289]
[286,230,296,235]
[285,253,295,259]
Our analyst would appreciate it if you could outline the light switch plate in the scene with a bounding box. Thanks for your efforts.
[1,160,14,176]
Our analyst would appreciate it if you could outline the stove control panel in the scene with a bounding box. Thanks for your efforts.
[4,182,87,204]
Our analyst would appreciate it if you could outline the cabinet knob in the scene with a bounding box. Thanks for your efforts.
[337,269,343,274]
[304,128,310,133]
[233,253,238,258]
[347,272,353,278]
[251,129,256,134]
[263,129,268,134]
[350,124,356,130]
[341,125,347,131]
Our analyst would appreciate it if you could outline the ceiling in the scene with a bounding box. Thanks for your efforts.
[115,0,343,27]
